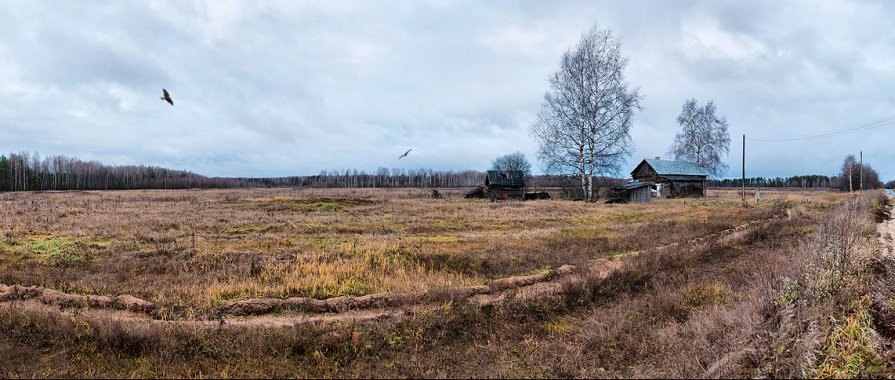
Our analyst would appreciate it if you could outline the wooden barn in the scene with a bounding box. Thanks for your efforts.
[610,181,654,204]
[484,170,524,200]
[631,158,708,198]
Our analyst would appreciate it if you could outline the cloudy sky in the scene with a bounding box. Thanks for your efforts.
[1,0,894,179]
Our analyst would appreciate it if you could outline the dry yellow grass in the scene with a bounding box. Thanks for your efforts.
[3,188,884,378]
[0,187,848,317]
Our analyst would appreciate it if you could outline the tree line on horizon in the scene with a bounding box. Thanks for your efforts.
[0,152,246,191]
[709,175,835,189]
[2,150,878,193]
[239,168,486,189]
[0,151,518,192]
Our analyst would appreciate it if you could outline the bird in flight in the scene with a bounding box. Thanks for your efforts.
[160,89,174,106]
[398,149,412,159]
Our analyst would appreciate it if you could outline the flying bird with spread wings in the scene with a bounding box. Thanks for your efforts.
[160,89,174,106]
[398,149,412,159]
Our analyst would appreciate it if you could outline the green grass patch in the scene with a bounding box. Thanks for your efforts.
[816,298,886,378]
[17,236,108,267]
[544,317,576,336]
[308,236,350,248]
[243,197,375,213]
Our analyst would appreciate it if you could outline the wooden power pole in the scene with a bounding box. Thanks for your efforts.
[860,150,863,191]
[742,134,746,202]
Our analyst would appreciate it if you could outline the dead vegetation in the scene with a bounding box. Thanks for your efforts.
[4,188,890,378]
[0,188,795,318]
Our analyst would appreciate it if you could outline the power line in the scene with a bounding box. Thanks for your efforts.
[747,115,895,142]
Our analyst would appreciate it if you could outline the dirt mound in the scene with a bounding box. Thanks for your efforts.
[219,266,584,317]
[113,295,157,313]
[0,284,155,314]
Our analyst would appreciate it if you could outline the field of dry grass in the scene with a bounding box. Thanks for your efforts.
[5,187,889,378]
[0,187,833,319]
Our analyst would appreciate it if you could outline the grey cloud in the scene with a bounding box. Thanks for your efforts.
[1,0,894,180]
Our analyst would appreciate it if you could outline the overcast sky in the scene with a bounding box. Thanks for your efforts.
[1,0,894,179]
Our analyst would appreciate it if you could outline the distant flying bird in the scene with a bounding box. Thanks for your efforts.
[160,89,174,106]
[398,149,412,159]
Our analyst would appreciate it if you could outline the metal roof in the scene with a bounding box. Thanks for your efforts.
[659,174,707,181]
[613,181,654,190]
[636,159,708,177]
[485,170,525,187]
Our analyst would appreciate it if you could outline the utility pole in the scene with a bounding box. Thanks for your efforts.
[860,151,863,191]
[742,134,746,202]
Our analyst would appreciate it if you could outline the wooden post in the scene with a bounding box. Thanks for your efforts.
[742,134,745,202]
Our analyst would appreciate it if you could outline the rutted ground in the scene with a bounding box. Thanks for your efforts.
[878,193,895,258]
[0,216,777,328]
[0,188,823,318]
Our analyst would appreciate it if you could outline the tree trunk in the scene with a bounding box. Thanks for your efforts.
[586,173,594,203]
[849,166,853,192]
[580,171,587,202]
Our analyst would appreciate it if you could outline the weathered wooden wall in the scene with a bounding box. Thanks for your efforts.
[625,186,652,204]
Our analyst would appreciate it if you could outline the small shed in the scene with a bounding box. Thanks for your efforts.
[610,181,654,204]
[485,170,524,200]
[631,158,707,198]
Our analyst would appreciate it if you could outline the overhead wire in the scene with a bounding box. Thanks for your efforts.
[747,115,895,142]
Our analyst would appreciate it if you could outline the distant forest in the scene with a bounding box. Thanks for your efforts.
[708,175,836,189]
[0,151,864,192]
[0,152,490,191]
[0,152,245,191]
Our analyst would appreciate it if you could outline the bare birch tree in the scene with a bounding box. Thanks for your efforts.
[670,99,730,178]
[842,154,857,192]
[529,25,641,202]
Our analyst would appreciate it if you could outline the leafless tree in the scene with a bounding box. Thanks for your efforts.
[841,154,857,192]
[491,152,532,176]
[529,24,641,202]
[837,154,882,192]
[670,99,730,178]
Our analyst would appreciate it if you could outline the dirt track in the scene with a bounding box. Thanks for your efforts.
[879,193,895,258]
[0,218,770,328]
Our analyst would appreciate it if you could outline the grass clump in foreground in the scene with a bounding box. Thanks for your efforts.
[816,297,885,378]
[752,192,895,378]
